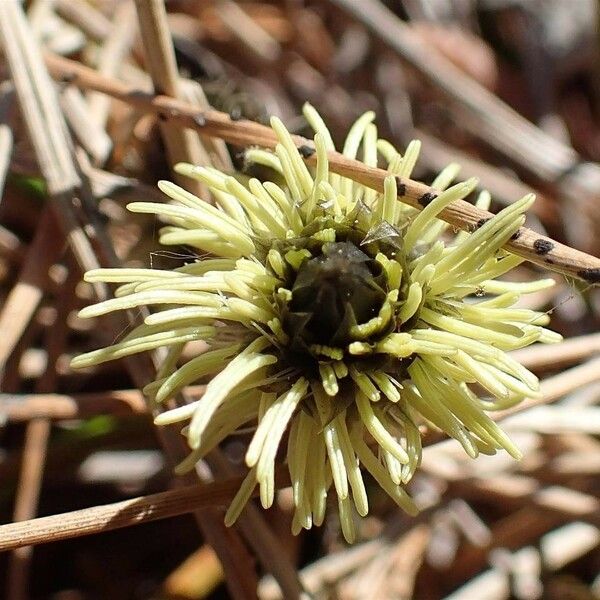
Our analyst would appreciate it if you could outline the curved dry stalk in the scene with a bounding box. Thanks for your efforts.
[44,52,600,285]
[0,476,255,552]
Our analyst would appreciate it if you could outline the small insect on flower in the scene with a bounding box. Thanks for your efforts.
[72,104,561,542]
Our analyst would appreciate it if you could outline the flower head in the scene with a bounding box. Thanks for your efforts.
[72,104,560,542]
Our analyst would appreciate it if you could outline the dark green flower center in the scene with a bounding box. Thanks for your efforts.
[267,208,412,371]
[286,242,386,346]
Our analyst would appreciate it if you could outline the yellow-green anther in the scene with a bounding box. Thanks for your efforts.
[431,163,461,190]
[376,333,414,358]
[244,148,284,173]
[412,263,436,287]
[395,139,421,178]
[155,344,241,404]
[84,268,186,283]
[398,282,422,324]
[404,178,478,251]
[262,181,304,231]
[319,363,339,396]
[304,133,331,219]
[225,176,287,236]
[355,393,410,464]
[310,345,344,360]
[349,366,381,402]
[333,361,349,379]
[228,298,274,324]
[225,467,258,527]
[270,116,314,198]
[268,318,289,344]
[369,371,401,403]
[348,341,373,355]
[350,295,393,339]
[70,326,215,369]
[335,413,369,516]
[312,227,336,242]
[380,175,397,223]
[375,252,403,290]
[453,350,510,399]
[255,378,309,486]
[284,248,311,270]
[78,290,222,319]
[376,138,399,163]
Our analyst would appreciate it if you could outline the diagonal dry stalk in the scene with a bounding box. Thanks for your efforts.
[0,210,64,367]
[0,475,262,553]
[44,52,600,285]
